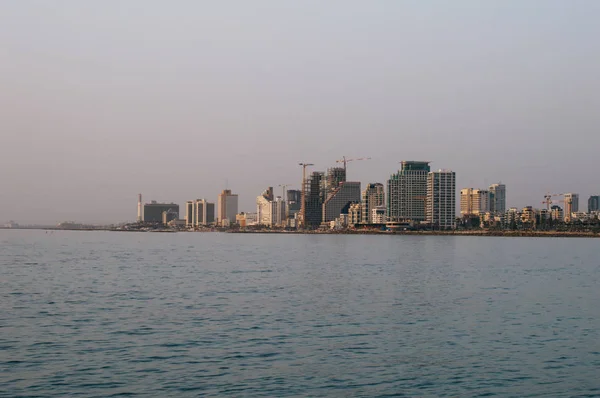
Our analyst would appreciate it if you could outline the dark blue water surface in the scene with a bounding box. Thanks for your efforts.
[1,230,600,397]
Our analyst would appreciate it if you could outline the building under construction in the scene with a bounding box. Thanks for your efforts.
[304,171,326,228]
[326,167,346,192]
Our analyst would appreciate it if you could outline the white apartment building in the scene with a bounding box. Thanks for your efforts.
[256,187,286,227]
[371,206,386,224]
[427,170,456,229]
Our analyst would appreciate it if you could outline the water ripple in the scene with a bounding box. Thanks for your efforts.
[1,230,600,396]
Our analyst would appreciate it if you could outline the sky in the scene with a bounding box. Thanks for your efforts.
[1,1,599,224]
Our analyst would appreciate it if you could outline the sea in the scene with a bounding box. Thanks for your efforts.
[1,230,599,397]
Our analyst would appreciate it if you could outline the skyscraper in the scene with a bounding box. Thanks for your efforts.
[304,171,325,228]
[387,161,430,222]
[588,195,600,213]
[460,188,490,215]
[257,187,274,226]
[218,189,238,225]
[427,170,456,229]
[361,183,385,224]
[489,183,506,214]
[322,181,361,223]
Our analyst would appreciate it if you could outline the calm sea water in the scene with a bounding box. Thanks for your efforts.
[1,230,599,397]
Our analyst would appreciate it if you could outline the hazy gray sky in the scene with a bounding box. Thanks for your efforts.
[1,1,599,224]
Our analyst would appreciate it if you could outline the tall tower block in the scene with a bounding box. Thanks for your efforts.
[137,194,143,222]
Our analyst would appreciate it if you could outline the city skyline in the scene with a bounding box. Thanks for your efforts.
[2,156,600,225]
[2,1,599,224]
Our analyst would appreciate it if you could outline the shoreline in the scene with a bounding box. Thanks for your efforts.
[227,229,600,238]
[2,227,596,238]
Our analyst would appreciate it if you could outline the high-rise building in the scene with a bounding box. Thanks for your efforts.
[137,194,143,222]
[143,201,179,223]
[387,161,430,222]
[427,170,456,229]
[322,181,361,223]
[326,167,346,192]
[563,193,579,221]
[186,199,215,227]
[460,188,490,215]
[286,189,302,217]
[257,187,274,226]
[489,183,506,214]
[217,189,238,225]
[256,187,285,227]
[588,195,600,213]
[361,183,385,224]
[304,171,325,228]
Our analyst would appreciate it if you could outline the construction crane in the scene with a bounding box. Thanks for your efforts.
[298,163,314,229]
[542,193,563,211]
[336,156,371,172]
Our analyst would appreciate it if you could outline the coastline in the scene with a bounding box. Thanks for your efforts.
[227,229,600,238]
[2,227,598,238]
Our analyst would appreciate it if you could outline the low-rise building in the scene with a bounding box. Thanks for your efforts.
[371,206,386,224]
[348,203,361,225]
[236,212,258,227]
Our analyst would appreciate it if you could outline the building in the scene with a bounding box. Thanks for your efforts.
[348,202,361,225]
[563,193,579,221]
[361,183,385,224]
[588,195,599,213]
[185,199,215,227]
[460,188,490,216]
[322,181,361,223]
[505,207,520,228]
[143,201,179,223]
[371,206,386,224]
[256,187,286,227]
[326,167,346,192]
[550,205,563,221]
[237,212,258,227]
[257,187,274,226]
[521,206,535,225]
[387,161,430,222]
[287,189,302,217]
[137,194,143,222]
[489,183,506,214]
[217,190,238,226]
[427,170,456,229]
[304,171,326,228]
